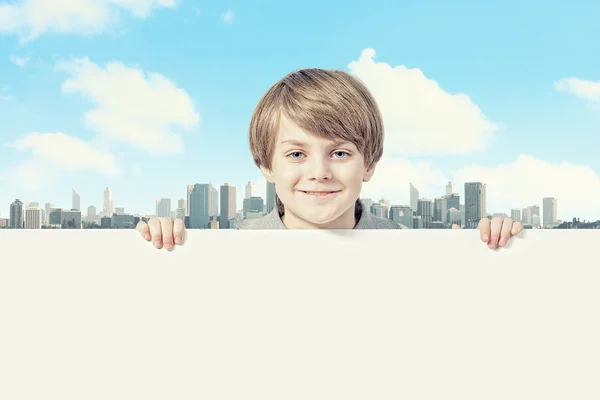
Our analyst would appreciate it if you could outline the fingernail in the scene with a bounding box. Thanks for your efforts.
[499,238,506,246]
[482,235,488,241]
[175,237,182,244]
[166,243,173,251]
[154,240,161,248]
[145,233,150,240]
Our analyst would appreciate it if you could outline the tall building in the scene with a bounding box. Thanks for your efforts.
[24,207,42,229]
[266,181,276,214]
[189,184,211,229]
[72,189,80,211]
[245,181,256,199]
[155,198,171,218]
[220,183,237,229]
[511,208,521,223]
[409,183,419,213]
[389,205,412,228]
[243,196,264,217]
[87,205,97,223]
[465,182,486,229]
[433,196,448,224]
[104,187,113,217]
[417,198,433,228]
[446,181,455,196]
[186,184,195,217]
[9,199,23,229]
[530,205,541,228]
[543,197,558,228]
[45,202,54,225]
[372,203,388,219]
[210,186,218,218]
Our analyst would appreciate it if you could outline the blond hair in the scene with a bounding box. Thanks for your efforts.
[248,68,384,171]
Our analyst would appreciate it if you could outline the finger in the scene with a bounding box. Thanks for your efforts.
[498,218,513,247]
[478,218,490,243]
[488,216,503,248]
[136,221,151,241]
[147,217,163,249]
[173,218,185,245]
[451,224,461,230]
[512,221,523,235]
[161,217,174,251]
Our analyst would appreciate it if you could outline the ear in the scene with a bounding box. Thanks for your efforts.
[362,162,378,182]
[260,165,275,183]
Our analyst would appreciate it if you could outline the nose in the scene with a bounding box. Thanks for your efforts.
[305,156,333,181]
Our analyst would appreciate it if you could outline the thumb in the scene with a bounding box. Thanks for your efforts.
[452,224,462,230]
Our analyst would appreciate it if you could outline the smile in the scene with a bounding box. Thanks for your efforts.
[300,190,341,197]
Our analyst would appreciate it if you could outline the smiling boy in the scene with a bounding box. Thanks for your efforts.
[136,68,522,248]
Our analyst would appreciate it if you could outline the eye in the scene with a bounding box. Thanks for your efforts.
[332,151,349,158]
[288,151,304,159]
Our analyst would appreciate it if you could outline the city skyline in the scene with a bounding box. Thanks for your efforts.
[1,180,564,230]
[2,1,600,220]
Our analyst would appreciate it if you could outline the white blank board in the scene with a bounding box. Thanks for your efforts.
[0,229,599,399]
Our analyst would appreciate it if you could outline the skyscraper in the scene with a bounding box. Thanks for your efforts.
[9,199,23,229]
[543,197,558,228]
[104,187,113,217]
[189,184,211,229]
[446,181,455,196]
[72,189,80,211]
[410,183,419,213]
[156,198,171,218]
[220,183,236,229]
[245,181,256,199]
[465,182,486,229]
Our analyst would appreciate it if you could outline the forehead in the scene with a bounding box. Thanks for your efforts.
[275,114,351,147]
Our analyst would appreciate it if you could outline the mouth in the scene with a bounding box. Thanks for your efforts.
[299,190,341,198]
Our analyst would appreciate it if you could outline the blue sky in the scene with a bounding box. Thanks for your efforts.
[1,0,600,221]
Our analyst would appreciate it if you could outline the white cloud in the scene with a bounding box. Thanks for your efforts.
[7,132,121,182]
[555,77,600,103]
[55,57,200,154]
[9,54,30,67]
[0,0,176,42]
[221,9,234,24]
[347,48,499,156]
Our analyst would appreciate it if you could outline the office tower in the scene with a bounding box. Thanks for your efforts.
[178,198,186,214]
[104,187,113,217]
[543,197,558,228]
[9,199,23,229]
[372,203,388,219]
[189,184,211,229]
[465,182,486,229]
[410,183,419,213]
[243,196,264,217]
[155,198,171,218]
[530,205,541,228]
[417,198,433,228]
[72,189,80,211]
[445,194,460,224]
[522,207,532,226]
[220,183,237,229]
[446,181,455,196]
[87,205,97,223]
[25,207,42,229]
[210,186,218,217]
[266,181,276,214]
[434,196,448,224]
[186,184,194,217]
[448,207,461,226]
[511,208,521,223]
[62,210,82,229]
[245,181,256,199]
[45,202,54,225]
[389,205,412,228]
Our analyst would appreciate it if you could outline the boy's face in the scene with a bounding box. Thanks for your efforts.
[260,114,377,229]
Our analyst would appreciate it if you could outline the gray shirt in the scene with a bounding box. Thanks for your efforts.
[236,199,408,230]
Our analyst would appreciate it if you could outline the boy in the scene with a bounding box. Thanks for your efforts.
[136,68,523,249]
